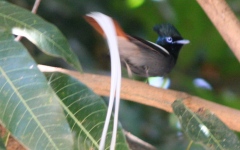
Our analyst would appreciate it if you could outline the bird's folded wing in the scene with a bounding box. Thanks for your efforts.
[127,35,170,56]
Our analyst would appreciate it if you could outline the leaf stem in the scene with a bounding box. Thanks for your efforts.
[186,140,193,150]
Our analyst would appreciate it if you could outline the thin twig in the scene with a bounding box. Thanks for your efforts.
[31,0,42,14]
[124,131,156,150]
[38,65,240,132]
[15,0,42,41]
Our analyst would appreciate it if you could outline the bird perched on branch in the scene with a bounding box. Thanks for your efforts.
[85,14,189,77]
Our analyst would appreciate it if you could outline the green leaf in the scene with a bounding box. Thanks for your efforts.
[45,72,129,150]
[0,31,73,149]
[0,1,82,71]
[172,99,240,150]
[0,137,6,150]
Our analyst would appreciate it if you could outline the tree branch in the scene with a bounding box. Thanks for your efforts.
[196,0,240,61]
[38,65,240,132]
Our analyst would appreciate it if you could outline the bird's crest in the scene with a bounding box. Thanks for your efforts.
[153,24,182,38]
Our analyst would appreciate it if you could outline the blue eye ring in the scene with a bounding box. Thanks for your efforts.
[166,37,173,43]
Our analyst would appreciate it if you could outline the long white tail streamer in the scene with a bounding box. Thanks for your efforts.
[86,12,122,150]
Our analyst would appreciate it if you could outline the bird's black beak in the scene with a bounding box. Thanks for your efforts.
[174,39,190,44]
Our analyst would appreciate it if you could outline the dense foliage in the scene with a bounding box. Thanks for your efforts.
[1,0,240,149]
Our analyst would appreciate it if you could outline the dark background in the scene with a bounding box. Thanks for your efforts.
[9,0,240,149]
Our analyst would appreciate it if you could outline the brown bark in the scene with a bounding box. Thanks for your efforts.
[196,0,240,61]
[39,65,240,132]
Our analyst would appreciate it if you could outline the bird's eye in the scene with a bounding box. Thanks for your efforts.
[166,37,173,43]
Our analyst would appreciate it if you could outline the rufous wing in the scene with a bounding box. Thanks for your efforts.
[84,15,128,38]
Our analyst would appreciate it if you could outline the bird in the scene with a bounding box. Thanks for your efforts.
[85,14,189,77]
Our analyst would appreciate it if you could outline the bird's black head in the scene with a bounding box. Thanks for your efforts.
[153,24,189,60]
